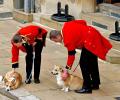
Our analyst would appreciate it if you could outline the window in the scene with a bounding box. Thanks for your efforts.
[0,0,3,4]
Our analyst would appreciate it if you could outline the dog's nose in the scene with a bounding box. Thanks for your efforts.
[5,86,10,91]
[6,89,10,91]
[51,72,53,74]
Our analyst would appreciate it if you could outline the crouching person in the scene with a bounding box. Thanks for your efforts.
[11,25,47,84]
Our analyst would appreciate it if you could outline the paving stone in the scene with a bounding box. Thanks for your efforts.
[19,95,40,100]
[10,88,31,97]
[0,88,18,100]
[93,96,116,100]
[101,82,120,96]
[0,94,12,100]
[32,89,93,100]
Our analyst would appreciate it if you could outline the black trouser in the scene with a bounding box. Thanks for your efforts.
[24,40,43,80]
[96,0,103,4]
[80,48,100,89]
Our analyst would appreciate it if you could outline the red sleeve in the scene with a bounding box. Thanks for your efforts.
[67,55,75,68]
[66,44,76,68]
[12,44,19,64]
[42,29,47,46]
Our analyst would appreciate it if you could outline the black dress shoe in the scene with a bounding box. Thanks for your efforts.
[92,85,99,90]
[75,88,92,94]
[34,79,40,84]
[25,79,31,84]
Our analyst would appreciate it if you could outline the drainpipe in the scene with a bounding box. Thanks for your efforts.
[31,0,35,13]
[24,0,31,13]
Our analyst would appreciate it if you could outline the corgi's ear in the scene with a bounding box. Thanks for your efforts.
[59,67,63,72]
[3,77,7,83]
[54,65,58,67]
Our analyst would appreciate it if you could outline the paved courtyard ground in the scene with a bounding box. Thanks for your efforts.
[0,19,120,100]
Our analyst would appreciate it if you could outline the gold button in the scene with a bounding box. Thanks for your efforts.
[84,40,87,43]
[89,42,91,45]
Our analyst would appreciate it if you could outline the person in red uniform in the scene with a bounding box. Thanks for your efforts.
[49,20,112,93]
[11,25,47,84]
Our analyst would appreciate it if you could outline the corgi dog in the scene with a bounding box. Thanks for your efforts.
[3,70,22,91]
[51,65,83,92]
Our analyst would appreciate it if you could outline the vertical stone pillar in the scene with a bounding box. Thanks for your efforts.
[81,0,96,13]
[24,0,31,13]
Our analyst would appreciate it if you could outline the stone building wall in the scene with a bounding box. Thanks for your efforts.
[36,0,82,19]
[35,0,96,19]
[2,0,96,19]
[3,0,14,11]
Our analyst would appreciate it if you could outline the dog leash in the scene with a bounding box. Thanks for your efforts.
[25,72,32,83]
[25,53,35,83]
[72,63,79,72]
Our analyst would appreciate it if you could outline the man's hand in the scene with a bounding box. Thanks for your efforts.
[61,68,69,80]
[65,65,71,70]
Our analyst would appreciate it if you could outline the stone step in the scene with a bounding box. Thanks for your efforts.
[81,12,120,32]
[99,3,120,19]
[13,9,33,23]
[33,13,41,23]
[106,48,120,64]
[110,39,120,51]
[40,14,63,30]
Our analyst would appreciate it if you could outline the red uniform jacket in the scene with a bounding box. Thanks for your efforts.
[62,20,112,68]
[11,25,47,64]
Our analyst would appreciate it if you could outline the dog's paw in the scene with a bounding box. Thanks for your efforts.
[64,87,69,92]
[61,88,65,91]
